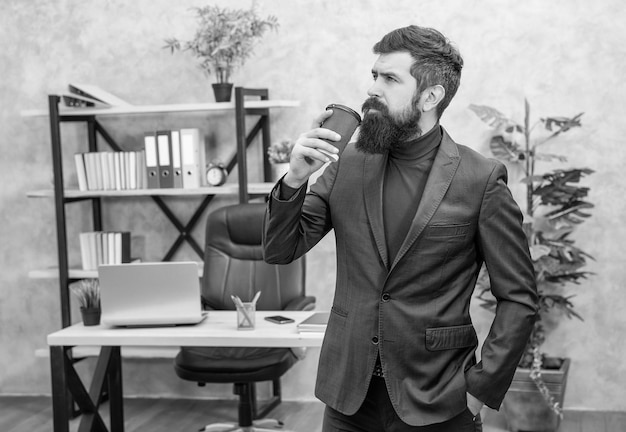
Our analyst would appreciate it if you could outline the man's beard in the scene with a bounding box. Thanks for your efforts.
[355,97,422,154]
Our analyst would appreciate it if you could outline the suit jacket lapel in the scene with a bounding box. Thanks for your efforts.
[363,152,389,268]
[390,129,461,271]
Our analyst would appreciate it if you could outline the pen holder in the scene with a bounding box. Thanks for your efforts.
[236,302,256,330]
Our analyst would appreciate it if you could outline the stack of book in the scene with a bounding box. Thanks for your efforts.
[144,128,206,189]
[79,231,131,271]
[296,312,329,333]
[74,151,146,191]
[62,83,132,108]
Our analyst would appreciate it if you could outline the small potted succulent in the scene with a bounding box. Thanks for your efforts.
[70,278,101,326]
[164,4,278,102]
[267,139,293,180]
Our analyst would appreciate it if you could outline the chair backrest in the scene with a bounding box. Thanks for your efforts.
[201,203,306,311]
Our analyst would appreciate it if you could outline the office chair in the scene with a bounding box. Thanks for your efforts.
[174,203,314,432]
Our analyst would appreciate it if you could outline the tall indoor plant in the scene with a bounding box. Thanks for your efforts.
[470,100,594,431]
[164,4,278,102]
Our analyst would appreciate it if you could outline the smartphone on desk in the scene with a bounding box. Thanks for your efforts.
[265,315,295,324]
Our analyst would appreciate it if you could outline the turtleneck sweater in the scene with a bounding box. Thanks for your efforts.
[383,125,441,264]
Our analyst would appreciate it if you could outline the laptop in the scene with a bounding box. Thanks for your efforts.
[98,261,206,327]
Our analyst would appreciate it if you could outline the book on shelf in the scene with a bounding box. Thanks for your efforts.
[61,93,109,109]
[68,83,132,107]
[74,153,88,191]
[79,231,131,271]
[297,311,329,333]
[74,151,147,192]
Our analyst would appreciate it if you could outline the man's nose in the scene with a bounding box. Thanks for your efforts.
[367,82,381,98]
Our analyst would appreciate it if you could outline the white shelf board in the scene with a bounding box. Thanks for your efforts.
[21,100,300,117]
[26,182,275,199]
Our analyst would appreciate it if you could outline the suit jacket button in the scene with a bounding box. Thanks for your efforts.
[382,293,391,302]
[371,336,379,344]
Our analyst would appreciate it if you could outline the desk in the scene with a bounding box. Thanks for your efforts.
[47,310,325,432]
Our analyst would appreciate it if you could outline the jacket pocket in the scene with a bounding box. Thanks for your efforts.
[424,223,470,239]
[425,324,478,351]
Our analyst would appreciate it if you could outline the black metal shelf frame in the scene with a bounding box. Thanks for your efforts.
[48,87,274,329]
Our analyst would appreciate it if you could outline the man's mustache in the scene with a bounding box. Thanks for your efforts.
[362,98,389,115]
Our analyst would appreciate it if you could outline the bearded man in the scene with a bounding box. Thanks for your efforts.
[263,25,538,432]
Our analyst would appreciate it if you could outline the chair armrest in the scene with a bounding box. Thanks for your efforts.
[284,296,316,311]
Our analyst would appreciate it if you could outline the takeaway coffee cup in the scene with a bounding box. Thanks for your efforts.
[321,104,362,154]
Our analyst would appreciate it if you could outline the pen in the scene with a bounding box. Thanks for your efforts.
[251,291,261,305]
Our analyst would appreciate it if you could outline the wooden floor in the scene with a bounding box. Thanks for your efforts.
[1,396,625,432]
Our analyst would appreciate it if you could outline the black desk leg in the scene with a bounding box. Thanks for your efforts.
[107,346,124,431]
[49,346,125,432]
[50,346,71,432]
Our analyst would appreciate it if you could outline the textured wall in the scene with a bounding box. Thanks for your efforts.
[1,0,625,411]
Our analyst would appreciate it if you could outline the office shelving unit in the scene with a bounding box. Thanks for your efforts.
[27,87,298,329]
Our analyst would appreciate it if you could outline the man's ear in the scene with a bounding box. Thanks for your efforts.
[421,85,445,113]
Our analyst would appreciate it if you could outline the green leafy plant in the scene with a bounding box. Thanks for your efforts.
[267,139,294,164]
[164,5,278,83]
[70,278,100,309]
[470,100,594,415]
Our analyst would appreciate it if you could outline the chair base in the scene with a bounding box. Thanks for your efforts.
[201,418,290,432]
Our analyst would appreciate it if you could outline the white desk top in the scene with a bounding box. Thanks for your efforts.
[47,311,325,348]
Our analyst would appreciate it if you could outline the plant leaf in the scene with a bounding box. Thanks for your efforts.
[469,104,517,130]
[489,135,524,161]
[541,112,584,133]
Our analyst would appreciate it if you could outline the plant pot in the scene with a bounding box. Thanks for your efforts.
[80,307,101,326]
[270,162,290,181]
[212,83,233,102]
[501,357,570,432]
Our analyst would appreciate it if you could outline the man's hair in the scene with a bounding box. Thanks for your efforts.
[373,25,463,118]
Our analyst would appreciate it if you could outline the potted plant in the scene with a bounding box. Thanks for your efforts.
[70,278,101,326]
[469,100,594,432]
[267,139,293,180]
[164,5,278,102]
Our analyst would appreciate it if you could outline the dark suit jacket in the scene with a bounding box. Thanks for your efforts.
[263,127,538,426]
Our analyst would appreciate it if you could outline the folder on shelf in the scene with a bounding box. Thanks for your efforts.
[156,130,174,188]
[68,83,132,107]
[180,128,204,189]
[144,133,159,189]
[171,130,183,188]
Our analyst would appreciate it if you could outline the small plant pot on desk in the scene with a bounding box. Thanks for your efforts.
[80,307,101,326]
[502,357,570,432]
